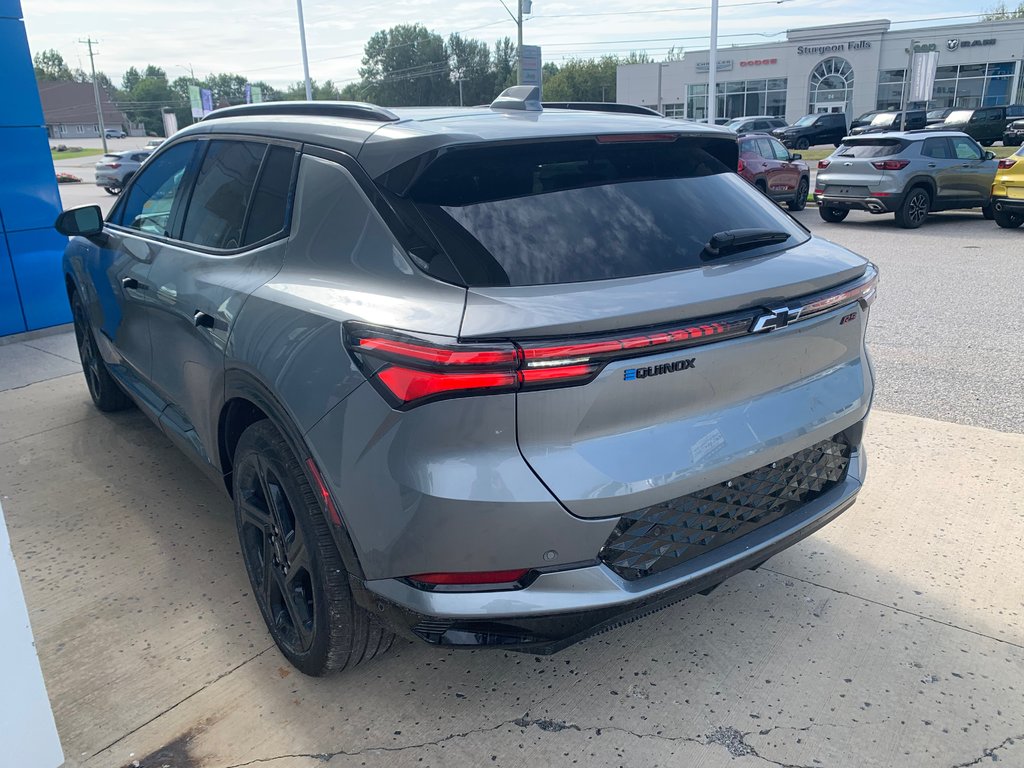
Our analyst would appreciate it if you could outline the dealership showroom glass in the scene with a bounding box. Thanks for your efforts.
[617,17,1024,121]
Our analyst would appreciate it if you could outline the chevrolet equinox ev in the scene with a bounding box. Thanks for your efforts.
[56,88,877,676]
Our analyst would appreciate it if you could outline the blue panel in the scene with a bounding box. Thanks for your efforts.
[0,127,62,232]
[0,1,24,19]
[7,227,71,331]
[0,15,44,128]
[0,232,27,335]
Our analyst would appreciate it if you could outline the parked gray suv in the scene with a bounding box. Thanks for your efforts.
[56,91,876,676]
[815,131,998,228]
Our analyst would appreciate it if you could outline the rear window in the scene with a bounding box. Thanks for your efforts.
[834,140,905,158]
[390,137,807,287]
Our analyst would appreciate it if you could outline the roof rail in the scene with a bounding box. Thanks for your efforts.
[201,101,400,123]
[491,86,542,112]
[542,102,663,117]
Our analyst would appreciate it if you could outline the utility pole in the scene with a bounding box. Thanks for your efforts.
[79,37,107,153]
[458,78,464,107]
[517,0,524,85]
[296,0,313,100]
[707,0,719,123]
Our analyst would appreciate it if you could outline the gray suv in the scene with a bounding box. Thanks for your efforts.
[55,91,876,676]
[815,131,998,228]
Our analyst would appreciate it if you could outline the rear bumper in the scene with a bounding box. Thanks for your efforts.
[815,193,901,213]
[992,196,1024,213]
[357,445,865,653]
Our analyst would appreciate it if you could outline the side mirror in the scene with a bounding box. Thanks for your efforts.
[790,153,803,161]
[55,205,103,238]
[984,151,996,161]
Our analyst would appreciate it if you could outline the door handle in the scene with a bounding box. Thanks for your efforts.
[928,163,937,168]
[121,276,143,290]
[193,311,215,329]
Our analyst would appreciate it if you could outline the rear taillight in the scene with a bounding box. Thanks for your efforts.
[998,158,1017,169]
[737,158,746,172]
[345,268,878,409]
[345,316,752,408]
[102,162,121,169]
[871,159,910,170]
[818,160,831,169]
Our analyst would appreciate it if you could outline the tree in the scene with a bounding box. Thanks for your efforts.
[122,66,176,135]
[360,24,453,106]
[493,37,517,91]
[121,66,143,92]
[542,56,620,102]
[280,79,343,100]
[33,49,73,81]
[448,33,494,106]
[664,46,684,62]
[983,1,1024,19]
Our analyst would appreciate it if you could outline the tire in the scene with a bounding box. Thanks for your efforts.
[982,203,995,221]
[233,421,394,676]
[994,207,1024,229]
[71,291,132,412]
[103,186,120,196]
[788,178,809,211]
[980,140,994,147]
[894,187,930,229]
[796,138,810,150]
[755,180,768,197]
[818,206,848,223]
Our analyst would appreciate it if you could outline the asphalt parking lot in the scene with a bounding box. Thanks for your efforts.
[2,171,1022,768]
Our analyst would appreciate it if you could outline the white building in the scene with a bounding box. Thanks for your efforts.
[616,18,1024,122]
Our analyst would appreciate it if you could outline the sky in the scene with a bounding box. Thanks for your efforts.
[22,0,1003,90]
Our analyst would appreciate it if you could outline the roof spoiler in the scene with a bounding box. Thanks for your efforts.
[490,86,542,112]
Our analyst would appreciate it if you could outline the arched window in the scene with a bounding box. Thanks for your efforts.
[809,57,854,112]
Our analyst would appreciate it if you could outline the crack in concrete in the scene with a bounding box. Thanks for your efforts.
[218,716,817,768]
[764,567,1024,651]
[948,734,1022,768]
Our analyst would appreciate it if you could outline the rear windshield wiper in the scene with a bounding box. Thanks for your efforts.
[701,228,791,260]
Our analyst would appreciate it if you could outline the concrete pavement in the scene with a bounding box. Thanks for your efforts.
[0,375,1022,768]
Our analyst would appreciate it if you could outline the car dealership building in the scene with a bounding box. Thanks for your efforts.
[616,18,1024,123]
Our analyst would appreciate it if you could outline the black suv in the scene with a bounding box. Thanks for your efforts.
[849,110,926,135]
[773,113,848,149]
[925,107,1007,146]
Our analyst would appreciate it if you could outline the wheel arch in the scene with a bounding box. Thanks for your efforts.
[219,369,367,580]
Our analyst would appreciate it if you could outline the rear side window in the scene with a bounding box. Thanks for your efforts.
[242,146,296,246]
[835,140,905,158]
[181,140,265,249]
[391,137,807,287]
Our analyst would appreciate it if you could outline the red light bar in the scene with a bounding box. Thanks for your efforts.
[595,133,679,143]
[818,160,831,169]
[305,457,342,527]
[410,569,530,585]
[357,336,517,366]
[801,271,878,317]
[377,366,517,403]
[519,364,597,384]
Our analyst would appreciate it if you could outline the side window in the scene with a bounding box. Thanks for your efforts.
[117,142,196,236]
[951,137,982,161]
[751,121,768,131]
[181,140,265,250]
[242,146,296,246]
[770,139,790,161]
[921,138,950,159]
[755,138,775,159]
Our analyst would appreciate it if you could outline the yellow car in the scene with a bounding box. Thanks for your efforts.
[992,147,1024,229]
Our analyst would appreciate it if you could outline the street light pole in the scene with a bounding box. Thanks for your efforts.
[296,0,313,100]
[707,0,719,122]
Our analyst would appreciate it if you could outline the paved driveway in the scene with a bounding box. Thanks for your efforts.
[1,208,1022,768]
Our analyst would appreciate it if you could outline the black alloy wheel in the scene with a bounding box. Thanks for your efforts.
[104,186,120,196]
[796,138,810,150]
[818,206,849,223]
[71,292,131,411]
[233,421,394,676]
[895,187,930,229]
[788,178,809,212]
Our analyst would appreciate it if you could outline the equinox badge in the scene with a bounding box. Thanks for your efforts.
[624,358,695,381]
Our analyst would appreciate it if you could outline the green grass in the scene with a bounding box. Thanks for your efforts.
[51,148,104,160]
[801,144,1019,163]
